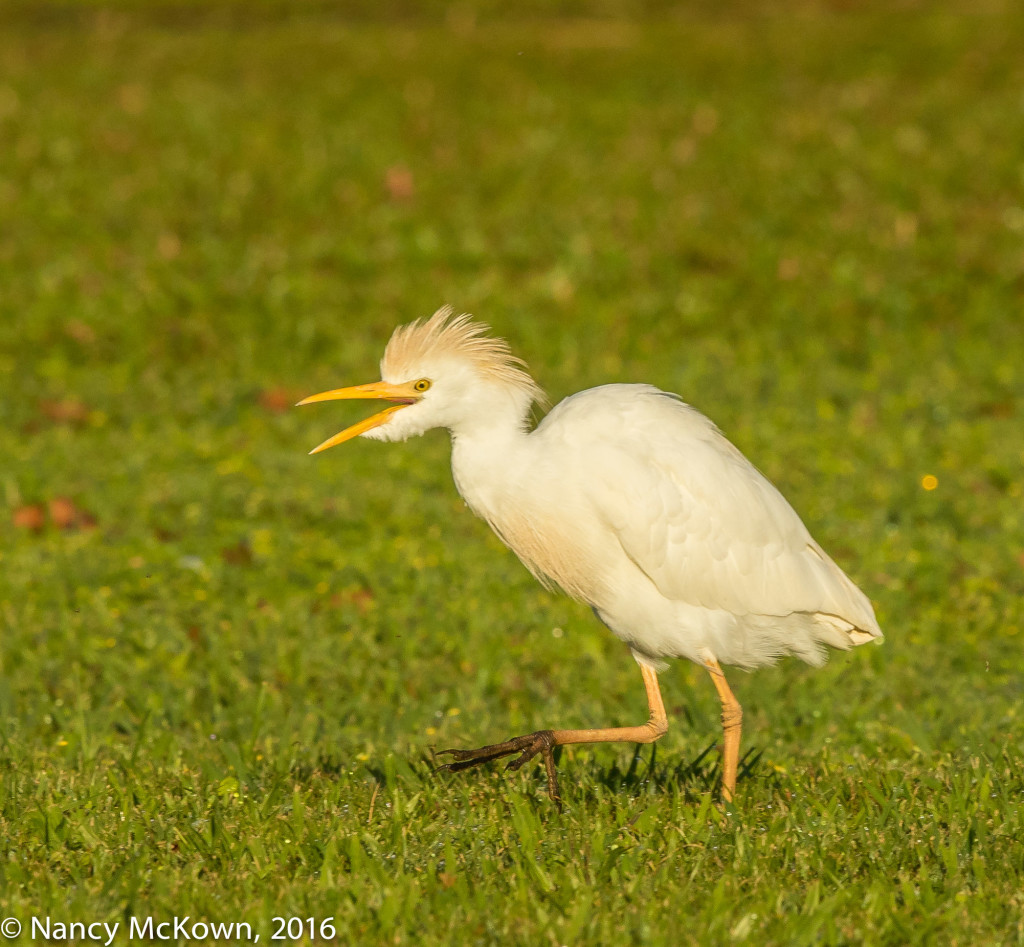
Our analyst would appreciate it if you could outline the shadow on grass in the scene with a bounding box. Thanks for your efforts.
[300,741,766,808]
[577,741,765,800]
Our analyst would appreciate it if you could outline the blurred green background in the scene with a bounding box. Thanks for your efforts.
[1,1,1022,943]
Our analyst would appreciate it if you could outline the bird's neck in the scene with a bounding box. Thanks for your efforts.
[448,402,534,521]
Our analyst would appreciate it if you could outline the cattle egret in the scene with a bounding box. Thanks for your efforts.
[299,307,882,805]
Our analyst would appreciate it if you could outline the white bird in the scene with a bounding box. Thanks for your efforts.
[299,307,882,805]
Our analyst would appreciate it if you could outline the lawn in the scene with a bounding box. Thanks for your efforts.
[1,1,1023,943]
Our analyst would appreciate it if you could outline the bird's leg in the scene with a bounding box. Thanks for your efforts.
[704,657,743,803]
[437,664,668,807]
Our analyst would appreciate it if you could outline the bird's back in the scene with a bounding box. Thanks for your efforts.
[518,384,881,667]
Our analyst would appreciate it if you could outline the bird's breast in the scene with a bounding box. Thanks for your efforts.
[484,499,610,603]
[451,431,609,604]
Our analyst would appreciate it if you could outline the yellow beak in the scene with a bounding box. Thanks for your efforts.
[297,381,422,454]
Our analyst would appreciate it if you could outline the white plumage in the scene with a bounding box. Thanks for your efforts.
[300,307,882,804]
[454,383,879,669]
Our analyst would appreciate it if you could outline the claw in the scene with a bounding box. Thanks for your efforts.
[436,730,562,809]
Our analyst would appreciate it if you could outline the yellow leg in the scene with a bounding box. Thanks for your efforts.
[704,657,743,803]
[438,663,668,806]
[551,663,668,747]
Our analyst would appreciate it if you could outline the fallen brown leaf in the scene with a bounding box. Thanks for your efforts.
[13,505,45,531]
[41,399,90,424]
[385,165,415,201]
[65,320,97,344]
[48,496,96,531]
[49,497,78,529]
[221,541,253,566]
[259,388,297,414]
[329,587,375,614]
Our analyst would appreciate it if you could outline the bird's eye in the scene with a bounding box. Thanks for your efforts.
[413,379,432,392]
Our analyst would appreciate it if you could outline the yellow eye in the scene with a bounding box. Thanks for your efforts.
[413,379,431,392]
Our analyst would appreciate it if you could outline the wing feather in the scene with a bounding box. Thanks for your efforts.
[540,385,879,635]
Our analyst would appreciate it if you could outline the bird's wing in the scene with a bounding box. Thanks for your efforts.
[544,385,879,632]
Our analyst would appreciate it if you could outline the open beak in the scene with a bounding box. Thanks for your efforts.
[297,381,421,454]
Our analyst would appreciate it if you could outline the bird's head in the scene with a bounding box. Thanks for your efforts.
[298,306,546,453]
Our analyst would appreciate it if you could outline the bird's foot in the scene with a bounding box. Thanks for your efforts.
[436,729,562,809]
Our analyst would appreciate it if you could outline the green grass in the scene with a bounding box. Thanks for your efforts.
[2,1,1023,943]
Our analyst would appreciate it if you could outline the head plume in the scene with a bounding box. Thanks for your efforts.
[381,306,546,408]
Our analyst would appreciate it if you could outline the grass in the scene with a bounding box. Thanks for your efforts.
[1,1,1023,943]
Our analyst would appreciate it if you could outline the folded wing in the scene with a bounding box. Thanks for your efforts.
[543,385,880,638]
